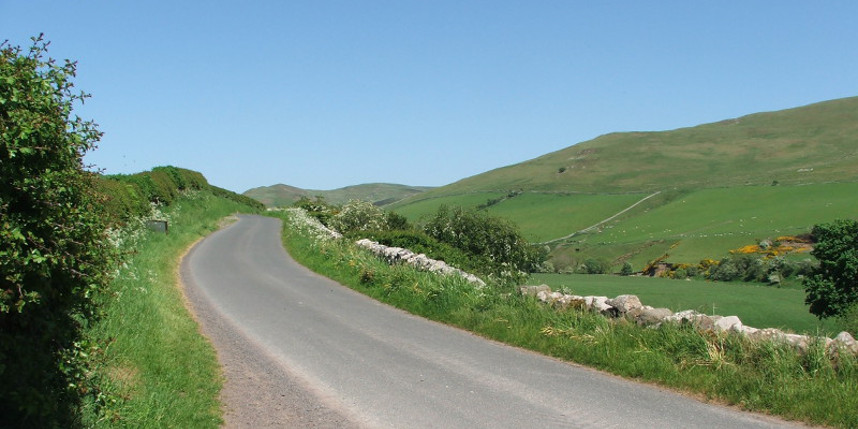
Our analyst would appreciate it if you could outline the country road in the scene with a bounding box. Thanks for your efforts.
[181,215,800,428]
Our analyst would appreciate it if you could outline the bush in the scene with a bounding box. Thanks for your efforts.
[0,35,115,427]
[209,185,264,211]
[578,258,611,274]
[152,166,207,191]
[330,200,389,235]
[804,219,858,319]
[708,254,766,282]
[620,262,634,276]
[93,176,151,223]
[422,206,543,283]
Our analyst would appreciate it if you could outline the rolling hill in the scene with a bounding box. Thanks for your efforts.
[390,96,858,271]
[400,96,858,202]
[244,182,433,207]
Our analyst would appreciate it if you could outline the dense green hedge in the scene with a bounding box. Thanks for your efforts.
[97,166,263,223]
[209,185,265,211]
[2,36,115,428]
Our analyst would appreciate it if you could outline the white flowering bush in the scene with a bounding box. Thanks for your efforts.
[329,200,389,235]
[285,207,343,245]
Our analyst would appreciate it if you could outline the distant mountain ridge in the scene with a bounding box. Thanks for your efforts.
[243,182,434,207]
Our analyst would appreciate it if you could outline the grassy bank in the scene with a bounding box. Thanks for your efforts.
[80,191,257,427]
[278,209,858,428]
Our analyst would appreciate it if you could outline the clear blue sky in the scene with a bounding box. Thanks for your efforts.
[3,1,857,193]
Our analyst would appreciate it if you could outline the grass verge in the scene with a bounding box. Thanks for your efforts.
[79,191,257,427]
[277,209,858,428]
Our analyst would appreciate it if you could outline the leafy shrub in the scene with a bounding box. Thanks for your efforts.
[578,258,611,274]
[804,219,858,319]
[385,211,411,230]
[330,200,389,235]
[152,165,207,191]
[93,176,151,223]
[423,206,543,283]
[208,185,264,211]
[708,254,766,282]
[620,262,634,276]
[0,36,115,427]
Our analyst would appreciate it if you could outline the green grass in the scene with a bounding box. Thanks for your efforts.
[387,97,858,270]
[530,273,841,334]
[80,191,257,427]
[392,191,648,242]
[279,210,858,428]
[391,192,505,220]
[548,182,858,269]
[484,192,646,242]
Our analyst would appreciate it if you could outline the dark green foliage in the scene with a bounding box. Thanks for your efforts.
[804,219,858,319]
[620,262,634,276]
[152,166,207,191]
[209,185,264,211]
[423,206,543,283]
[579,258,611,274]
[0,35,114,427]
[103,165,254,213]
[709,254,766,282]
[385,211,411,230]
[92,176,151,223]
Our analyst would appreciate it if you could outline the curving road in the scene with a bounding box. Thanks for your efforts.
[181,215,799,428]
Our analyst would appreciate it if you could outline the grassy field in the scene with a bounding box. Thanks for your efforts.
[485,192,646,242]
[392,191,648,242]
[384,97,858,271]
[530,273,840,334]
[391,182,858,271]
[391,191,505,220]
[80,191,257,427]
[557,182,858,269]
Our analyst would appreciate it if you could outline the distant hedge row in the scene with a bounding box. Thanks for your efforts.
[94,166,263,223]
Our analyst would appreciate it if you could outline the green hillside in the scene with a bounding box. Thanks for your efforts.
[390,97,858,271]
[244,182,433,207]
[403,96,858,201]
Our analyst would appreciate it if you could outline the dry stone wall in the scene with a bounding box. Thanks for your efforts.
[355,239,486,287]
[520,285,858,356]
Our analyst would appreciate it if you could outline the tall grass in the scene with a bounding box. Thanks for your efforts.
[79,191,257,427]
[279,209,858,428]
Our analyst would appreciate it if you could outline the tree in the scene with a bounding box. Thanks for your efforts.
[1,35,113,426]
[804,219,858,319]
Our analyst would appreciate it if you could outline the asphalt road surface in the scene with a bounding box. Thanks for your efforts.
[181,215,801,428]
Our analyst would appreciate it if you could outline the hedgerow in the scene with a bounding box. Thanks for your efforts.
[1,35,115,427]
